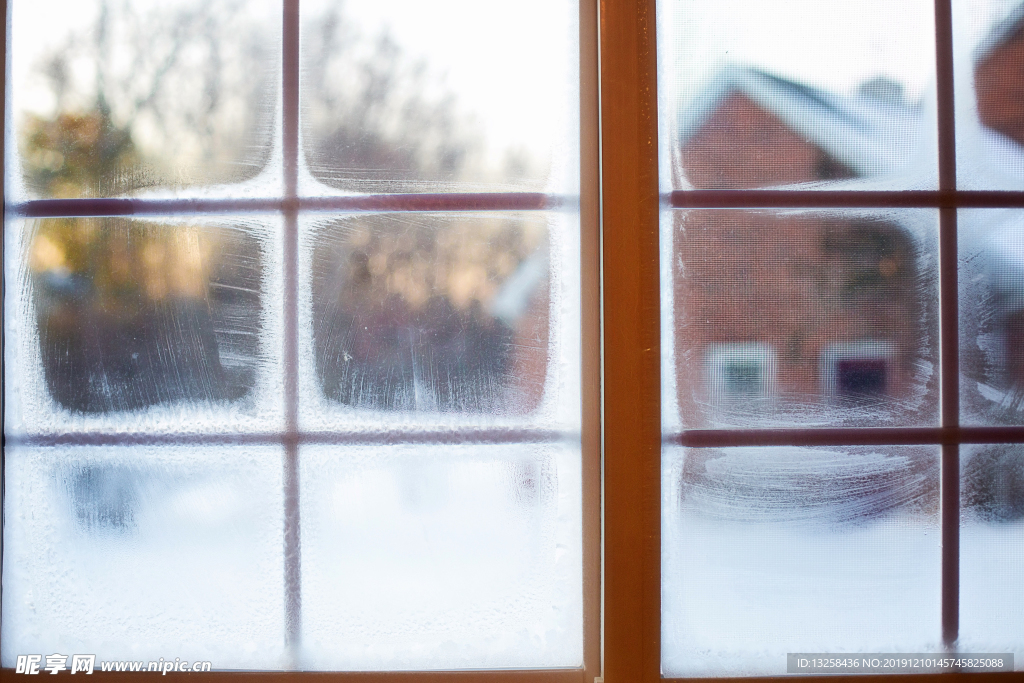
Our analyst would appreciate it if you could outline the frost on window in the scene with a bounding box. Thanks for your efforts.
[298,443,582,669]
[671,210,938,428]
[299,0,578,194]
[959,444,1024,660]
[309,213,549,414]
[1,445,286,668]
[27,218,264,413]
[11,0,279,200]
[954,0,1024,189]
[960,210,1024,425]
[662,445,940,677]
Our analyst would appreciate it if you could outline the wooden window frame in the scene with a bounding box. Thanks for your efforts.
[4,0,1024,679]
[601,0,1024,680]
[1,0,600,680]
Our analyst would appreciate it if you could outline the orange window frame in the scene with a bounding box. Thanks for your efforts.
[601,0,1024,680]
[3,0,1024,680]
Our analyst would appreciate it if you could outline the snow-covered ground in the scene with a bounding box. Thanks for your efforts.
[662,446,1023,676]
[1,442,582,670]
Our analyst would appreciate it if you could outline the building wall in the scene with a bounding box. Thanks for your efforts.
[680,92,854,190]
[675,93,922,422]
[976,24,1024,147]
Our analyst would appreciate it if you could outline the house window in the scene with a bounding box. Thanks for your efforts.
[705,343,776,401]
[2,0,599,676]
[821,341,896,400]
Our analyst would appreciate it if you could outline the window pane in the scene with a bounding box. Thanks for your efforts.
[299,442,582,669]
[960,443,1024,667]
[306,213,548,415]
[0,445,286,667]
[4,217,282,435]
[298,211,580,431]
[299,0,579,194]
[9,0,280,200]
[953,0,1024,190]
[960,209,1024,425]
[664,209,939,430]
[662,445,941,676]
[657,0,937,191]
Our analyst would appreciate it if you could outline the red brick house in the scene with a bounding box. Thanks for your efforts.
[672,66,934,426]
[971,4,1024,399]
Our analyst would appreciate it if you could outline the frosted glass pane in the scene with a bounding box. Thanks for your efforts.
[960,210,1024,425]
[960,444,1024,667]
[664,209,939,430]
[298,210,582,432]
[4,217,283,435]
[307,213,548,415]
[657,0,937,191]
[662,445,941,677]
[0,445,286,668]
[9,0,280,200]
[300,0,579,194]
[952,1,1024,190]
[299,442,582,670]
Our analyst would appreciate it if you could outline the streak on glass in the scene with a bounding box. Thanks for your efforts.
[307,213,549,415]
[26,218,265,413]
[10,0,280,200]
[960,444,1024,667]
[959,210,1024,425]
[0,445,286,667]
[667,209,939,429]
[299,442,583,670]
[662,445,941,677]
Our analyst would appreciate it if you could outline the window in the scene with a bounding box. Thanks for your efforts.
[604,0,1022,679]
[4,0,1023,680]
[705,343,776,402]
[2,0,599,676]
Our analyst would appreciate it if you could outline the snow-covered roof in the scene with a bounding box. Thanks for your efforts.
[678,64,926,179]
[974,1,1024,63]
[679,62,1024,308]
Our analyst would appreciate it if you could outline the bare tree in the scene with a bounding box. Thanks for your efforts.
[302,6,480,191]
[21,1,545,415]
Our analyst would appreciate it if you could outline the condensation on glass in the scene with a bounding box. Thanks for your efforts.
[959,444,1024,666]
[305,213,550,416]
[0,445,287,666]
[299,0,579,195]
[662,445,941,676]
[657,0,938,192]
[952,0,1024,189]
[666,209,939,430]
[960,209,1024,425]
[3,0,584,672]
[299,442,582,669]
[296,209,580,434]
[4,216,282,435]
[8,0,281,200]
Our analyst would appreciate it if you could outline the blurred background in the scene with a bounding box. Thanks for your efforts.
[15,0,563,416]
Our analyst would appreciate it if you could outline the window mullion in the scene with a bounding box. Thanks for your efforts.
[282,0,303,663]
[599,0,662,679]
[933,0,961,650]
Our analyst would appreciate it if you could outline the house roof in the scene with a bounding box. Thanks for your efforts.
[974,1,1024,63]
[678,64,926,179]
[679,63,1024,309]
